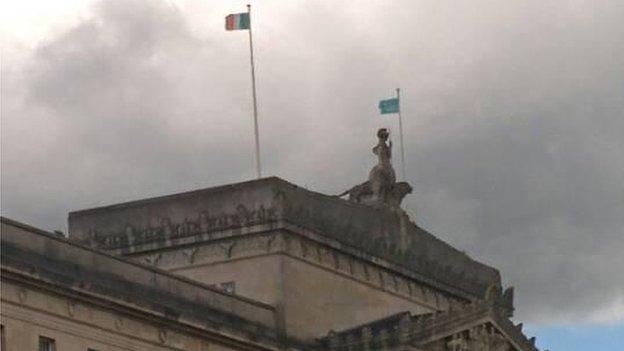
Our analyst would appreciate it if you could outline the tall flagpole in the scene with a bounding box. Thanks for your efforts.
[247,4,261,178]
[396,88,406,180]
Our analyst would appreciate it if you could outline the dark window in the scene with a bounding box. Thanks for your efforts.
[39,336,55,351]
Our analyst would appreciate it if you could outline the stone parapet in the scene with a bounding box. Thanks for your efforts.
[67,177,501,301]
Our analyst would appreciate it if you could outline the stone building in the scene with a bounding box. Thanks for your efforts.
[1,130,539,350]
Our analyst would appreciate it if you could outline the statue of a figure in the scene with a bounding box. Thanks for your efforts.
[369,128,396,203]
[339,128,412,207]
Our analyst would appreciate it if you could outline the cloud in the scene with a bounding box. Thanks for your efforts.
[2,0,623,325]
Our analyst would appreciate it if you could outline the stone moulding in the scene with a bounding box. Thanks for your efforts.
[1,277,288,351]
[131,229,466,311]
[116,222,493,305]
[83,204,280,251]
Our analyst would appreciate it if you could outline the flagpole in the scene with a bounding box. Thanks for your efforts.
[396,88,406,180]
[247,4,262,178]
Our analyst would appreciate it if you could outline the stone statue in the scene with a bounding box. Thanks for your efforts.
[370,128,396,202]
[339,128,412,207]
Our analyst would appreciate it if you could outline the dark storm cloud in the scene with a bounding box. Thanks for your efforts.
[2,0,623,325]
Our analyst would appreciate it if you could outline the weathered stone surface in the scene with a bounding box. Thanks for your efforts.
[2,172,535,350]
[1,217,281,342]
[123,228,473,339]
[320,297,536,351]
[68,177,500,300]
[68,178,282,251]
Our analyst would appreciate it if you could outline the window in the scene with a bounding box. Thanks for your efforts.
[39,336,55,351]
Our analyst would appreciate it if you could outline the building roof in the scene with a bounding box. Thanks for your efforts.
[67,177,502,300]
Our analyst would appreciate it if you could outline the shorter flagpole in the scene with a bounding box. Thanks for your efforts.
[396,88,406,180]
[247,4,261,179]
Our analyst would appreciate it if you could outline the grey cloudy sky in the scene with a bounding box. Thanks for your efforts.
[2,0,623,326]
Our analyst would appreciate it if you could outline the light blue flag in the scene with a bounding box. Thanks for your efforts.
[379,98,399,114]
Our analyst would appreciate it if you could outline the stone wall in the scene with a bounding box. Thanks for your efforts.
[67,177,501,301]
[2,280,220,351]
[126,229,472,340]
[0,217,301,351]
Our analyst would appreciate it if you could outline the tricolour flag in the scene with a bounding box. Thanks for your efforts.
[379,98,399,114]
[225,13,250,30]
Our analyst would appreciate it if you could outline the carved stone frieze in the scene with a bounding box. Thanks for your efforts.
[18,288,27,303]
[265,235,277,252]
[279,235,464,310]
[446,334,469,351]
[134,233,282,269]
[391,275,400,291]
[88,204,279,250]
[445,325,512,351]
[219,241,236,259]
[158,329,168,343]
[182,247,199,264]
[363,264,370,281]
[144,253,162,266]
[67,301,77,316]
[347,258,354,275]
[115,316,124,330]
[130,230,465,312]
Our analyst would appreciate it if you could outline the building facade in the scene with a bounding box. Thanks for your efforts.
[1,131,539,350]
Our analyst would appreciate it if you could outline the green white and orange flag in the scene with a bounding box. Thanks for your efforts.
[225,13,250,30]
[225,6,262,179]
